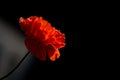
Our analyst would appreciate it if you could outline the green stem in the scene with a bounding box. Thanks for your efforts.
[0,51,30,80]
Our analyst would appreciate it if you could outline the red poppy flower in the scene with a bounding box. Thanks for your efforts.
[19,16,65,61]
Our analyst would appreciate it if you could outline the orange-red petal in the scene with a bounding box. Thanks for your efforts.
[46,44,60,61]
[25,37,46,61]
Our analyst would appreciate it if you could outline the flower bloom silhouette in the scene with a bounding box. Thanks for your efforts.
[19,16,65,61]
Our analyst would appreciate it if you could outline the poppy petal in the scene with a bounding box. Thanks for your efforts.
[25,37,46,61]
[46,44,60,61]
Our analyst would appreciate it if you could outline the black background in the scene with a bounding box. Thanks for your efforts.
[0,1,112,79]
[0,1,87,79]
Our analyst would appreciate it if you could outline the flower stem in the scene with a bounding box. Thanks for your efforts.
[0,51,30,80]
